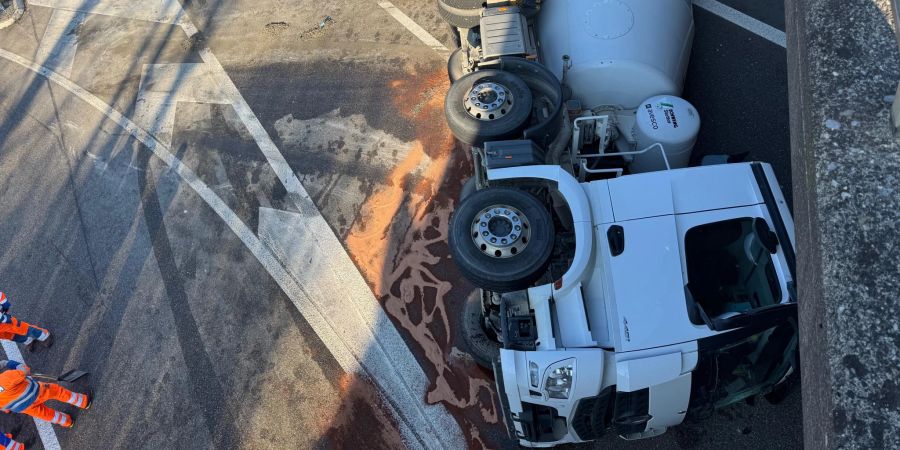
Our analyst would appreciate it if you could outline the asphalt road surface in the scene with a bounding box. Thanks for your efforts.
[0,1,800,449]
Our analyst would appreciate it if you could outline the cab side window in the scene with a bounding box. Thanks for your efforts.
[685,218,782,318]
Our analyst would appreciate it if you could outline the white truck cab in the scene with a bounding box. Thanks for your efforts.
[482,163,798,446]
[437,0,800,446]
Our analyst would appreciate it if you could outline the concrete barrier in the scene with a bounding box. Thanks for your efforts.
[0,0,24,30]
[786,0,900,448]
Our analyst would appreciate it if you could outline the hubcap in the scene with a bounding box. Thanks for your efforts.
[470,204,531,258]
[464,82,513,121]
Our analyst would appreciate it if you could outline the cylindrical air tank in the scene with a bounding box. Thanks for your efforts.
[630,95,701,173]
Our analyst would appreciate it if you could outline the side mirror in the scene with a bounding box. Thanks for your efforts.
[754,218,779,254]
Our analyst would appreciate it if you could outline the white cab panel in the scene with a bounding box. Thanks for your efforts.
[603,215,714,352]
[605,163,765,221]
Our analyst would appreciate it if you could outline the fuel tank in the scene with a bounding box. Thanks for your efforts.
[536,0,695,110]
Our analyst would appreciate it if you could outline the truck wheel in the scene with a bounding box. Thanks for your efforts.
[519,0,540,18]
[445,69,533,146]
[447,22,461,48]
[450,187,554,292]
[460,290,500,369]
[447,48,467,83]
[437,0,483,29]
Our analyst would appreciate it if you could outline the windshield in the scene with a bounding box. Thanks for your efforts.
[685,218,782,319]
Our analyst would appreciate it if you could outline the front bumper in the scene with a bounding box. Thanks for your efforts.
[495,349,608,447]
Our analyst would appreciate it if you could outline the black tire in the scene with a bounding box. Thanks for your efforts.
[447,22,461,48]
[441,0,484,7]
[519,0,540,19]
[460,290,500,369]
[445,69,533,146]
[437,0,483,28]
[447,47,466,83]
[450,187,554,292]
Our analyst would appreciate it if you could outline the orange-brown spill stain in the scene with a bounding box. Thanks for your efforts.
[338,372,354,394]
[326,372,408,449]
[469,421,489,449]
[345,69,501,446]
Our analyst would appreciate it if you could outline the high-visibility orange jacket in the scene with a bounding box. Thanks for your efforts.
[0,361,38,413]
[0,317,32,342]
[0,292,42,342]
[0,432,24,450]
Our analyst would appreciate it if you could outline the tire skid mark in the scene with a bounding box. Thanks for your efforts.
[0,48,426,449]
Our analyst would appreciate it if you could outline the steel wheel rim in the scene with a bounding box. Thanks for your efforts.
[470,204,531,258]
[464,82,513,121]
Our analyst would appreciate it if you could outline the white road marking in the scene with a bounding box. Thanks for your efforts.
[177,20,462,449]
[134,63,229,147]
[692,0,786,48]
[27,0,185,24]
[35,9,87,78]
[377,1,449,54]
[0,341,61,450]
[0,46,463,450]
[14,1,463,446]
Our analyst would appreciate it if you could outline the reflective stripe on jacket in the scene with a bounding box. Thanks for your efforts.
[0,432,24,450]
[0,369,38,413]
[0,317,31,341]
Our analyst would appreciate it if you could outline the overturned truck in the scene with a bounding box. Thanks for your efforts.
[438,0,800,447]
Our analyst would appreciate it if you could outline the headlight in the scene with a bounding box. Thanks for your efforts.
[543,359,575,399]
[529,361,540,387]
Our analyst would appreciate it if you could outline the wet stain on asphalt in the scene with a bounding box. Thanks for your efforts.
[229,59,509,447]
[342,69,507,448]
[320,372,407,450]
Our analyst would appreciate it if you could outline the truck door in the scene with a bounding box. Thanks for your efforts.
[685,318,799,420]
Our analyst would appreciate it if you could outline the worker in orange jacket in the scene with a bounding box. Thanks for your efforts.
[0,360,90,428]
[0,292,52,352]
[0,432,25,450]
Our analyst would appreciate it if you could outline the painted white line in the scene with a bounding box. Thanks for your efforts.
[134,63,229,147]
[27,0,185,25]
[35,9,87,78]
[21,1,461,446]
[378,1,449,54]
[0,0,25,30]
[1,341,61,450]
[0,47,461,450]
[178,20,461,449]
[692,0,786,48]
